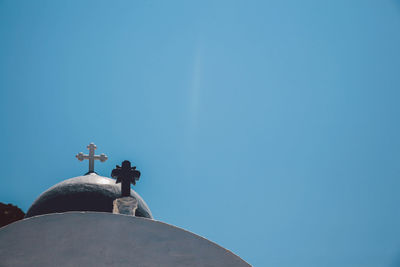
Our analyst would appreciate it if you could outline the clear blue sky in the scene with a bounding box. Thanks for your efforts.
[1,1,400,266]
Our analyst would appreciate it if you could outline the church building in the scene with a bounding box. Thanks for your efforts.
[0,143,251,266]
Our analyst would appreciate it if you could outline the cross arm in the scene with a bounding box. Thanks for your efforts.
[93,153,108,162]
[76,152,90,161]
[111,166,122,183]
[129,169,141,185]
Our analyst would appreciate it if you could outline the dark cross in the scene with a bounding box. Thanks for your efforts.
[111,160,141,197]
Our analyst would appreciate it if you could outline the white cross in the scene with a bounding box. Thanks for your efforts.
[76,143,108,174]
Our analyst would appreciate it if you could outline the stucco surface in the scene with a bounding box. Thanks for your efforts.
[0,212,250,267]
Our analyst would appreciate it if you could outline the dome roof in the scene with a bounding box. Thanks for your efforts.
[25,173,152,219]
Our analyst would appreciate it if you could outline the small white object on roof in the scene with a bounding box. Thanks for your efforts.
[113,196,138,216]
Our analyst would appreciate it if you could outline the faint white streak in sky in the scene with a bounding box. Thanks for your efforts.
[187,42,203,135]
[180,41,204,177]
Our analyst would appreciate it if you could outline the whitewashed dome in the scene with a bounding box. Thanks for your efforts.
[25,173,153,219]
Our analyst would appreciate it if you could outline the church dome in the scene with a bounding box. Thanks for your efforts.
[25,173,153,219]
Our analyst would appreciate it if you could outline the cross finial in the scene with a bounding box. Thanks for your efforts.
[76,142,108,174]
[111,160,141,197]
